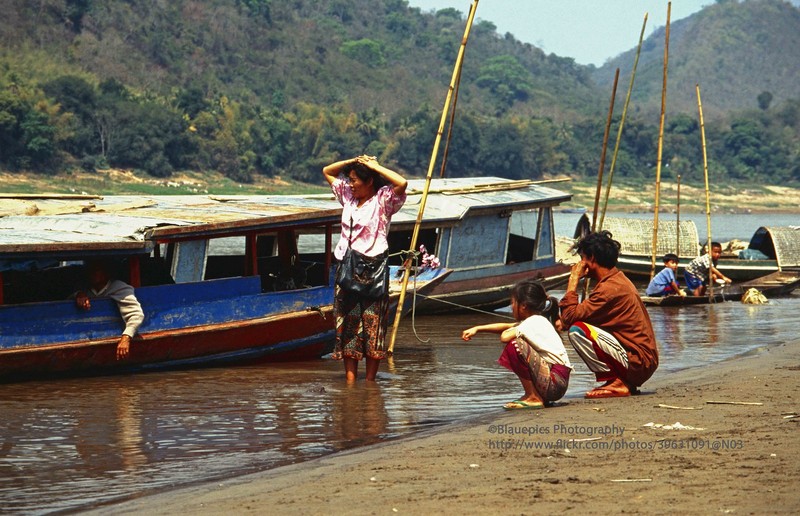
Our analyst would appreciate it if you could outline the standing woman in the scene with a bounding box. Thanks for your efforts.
[323,155,407,382]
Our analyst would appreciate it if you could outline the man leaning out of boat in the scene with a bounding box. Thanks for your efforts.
[73,259,144,360]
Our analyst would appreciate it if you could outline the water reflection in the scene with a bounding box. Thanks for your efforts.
[0,294,797,513]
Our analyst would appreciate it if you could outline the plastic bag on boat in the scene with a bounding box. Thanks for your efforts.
[741,288,768,304]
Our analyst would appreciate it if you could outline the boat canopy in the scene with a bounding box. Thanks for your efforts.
[0,195,342,268]
[391,177,571,230]
[748,226,800,269]
[573,214,701,259]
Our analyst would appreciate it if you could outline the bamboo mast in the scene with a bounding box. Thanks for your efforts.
[584,69,619,298]
[592,68,620,232]
[650,3,671,281]
[388,0,479,354]
[676,174,681,259]
[439,52,465,178]
[696,83,713,296]
[598,13,648,230]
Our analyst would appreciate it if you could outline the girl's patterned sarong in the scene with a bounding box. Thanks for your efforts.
[498,338,570,403]
[332,285,390,361]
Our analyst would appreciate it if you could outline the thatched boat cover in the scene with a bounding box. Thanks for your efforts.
[573,214,700,258]
[748,226,800,269]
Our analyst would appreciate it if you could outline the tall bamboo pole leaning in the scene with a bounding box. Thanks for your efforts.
[592,68,620,232]
[439,48,465,178]
[388,0,479,354]
[696,83,714,297]
[598,13,648,231]
[650,3,671,281]
[583,69,619,299]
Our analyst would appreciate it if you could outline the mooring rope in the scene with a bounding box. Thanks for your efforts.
[390,248,514,344]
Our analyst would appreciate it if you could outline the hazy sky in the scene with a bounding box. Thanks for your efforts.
[407,1,713,66]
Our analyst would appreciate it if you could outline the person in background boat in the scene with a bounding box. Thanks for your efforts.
[461,279,571,410]
[559,230,658,399]
[684,242,732,296]
[73,260,144,360]
[323,155,408,382]
[645,253,686,297]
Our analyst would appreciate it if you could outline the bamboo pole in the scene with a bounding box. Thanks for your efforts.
[584,69,619,298]
[696,83,713,297]
[598,13,648,231]
[650,3,671,281]
[592,68,620,232]
[388,0,479,354]
[439,49,466,178]
[676,174,681,259]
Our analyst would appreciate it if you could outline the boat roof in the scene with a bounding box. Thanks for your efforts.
[395,177,571,228]
[0,195,342,263]
[0,177,570,261]
[749,226,800,268]
[574,214,701,258]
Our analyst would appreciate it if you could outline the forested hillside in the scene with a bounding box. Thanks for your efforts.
[0,0,798,187]
[594,0,800,119]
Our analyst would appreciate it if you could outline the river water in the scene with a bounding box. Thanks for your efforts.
[1,212,798,514]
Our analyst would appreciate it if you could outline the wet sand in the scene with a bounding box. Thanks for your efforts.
[93,340,800,515]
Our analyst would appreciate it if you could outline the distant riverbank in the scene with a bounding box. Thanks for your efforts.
[2,169,799,214]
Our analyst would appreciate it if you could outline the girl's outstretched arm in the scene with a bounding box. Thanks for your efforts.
[461,322,515,341]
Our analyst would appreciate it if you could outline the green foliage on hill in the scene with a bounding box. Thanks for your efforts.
[0,0,798,187]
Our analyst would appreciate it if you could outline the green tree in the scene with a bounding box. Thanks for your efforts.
[757,91,773,111]
[475,56,533,111]
[340,39,386,68]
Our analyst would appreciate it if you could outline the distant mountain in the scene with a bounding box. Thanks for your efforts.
[0,0,797,184]
[0,0,603,121]
[594,0,800,119]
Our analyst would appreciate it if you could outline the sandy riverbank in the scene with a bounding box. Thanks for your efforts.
[91,340,800,515]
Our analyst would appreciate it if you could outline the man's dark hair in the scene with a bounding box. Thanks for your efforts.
[575,230,621,268]
[662,253,679,264]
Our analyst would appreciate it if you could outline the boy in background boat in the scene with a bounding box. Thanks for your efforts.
[645,253,686,297]
[684,242,732,296]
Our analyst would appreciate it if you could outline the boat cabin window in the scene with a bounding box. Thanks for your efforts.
[507,210,538,264]
[198,231,329,292]
[0,255,174,305]
[1,262,86,304]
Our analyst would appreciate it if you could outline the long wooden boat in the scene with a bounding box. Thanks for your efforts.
[386,178,572,314]
[641,270,800,306]
[0,195,449,382]
[574,216,800,282]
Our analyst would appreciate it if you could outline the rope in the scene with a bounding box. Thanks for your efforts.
[398,251,430,343]
[393,247,514,346]
[409,292,515,320]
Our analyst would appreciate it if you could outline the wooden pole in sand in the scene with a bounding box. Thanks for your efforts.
[696,83,713,297]
[388,0,479,354]
[598,13,648,231]
[650,3,671,281]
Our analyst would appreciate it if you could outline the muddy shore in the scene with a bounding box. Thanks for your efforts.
[91,339,800,515]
